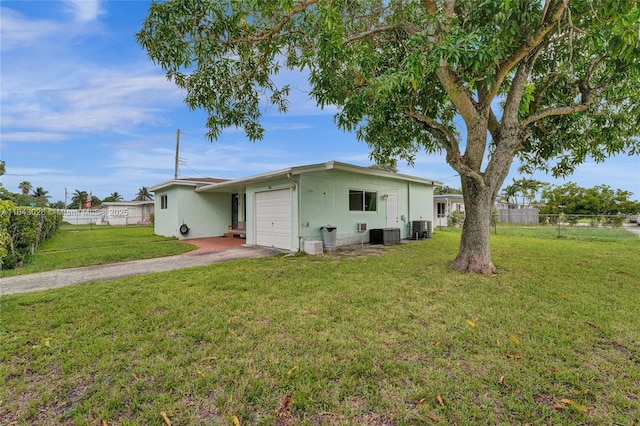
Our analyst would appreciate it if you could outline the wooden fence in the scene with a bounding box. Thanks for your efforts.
[495,205,539,225]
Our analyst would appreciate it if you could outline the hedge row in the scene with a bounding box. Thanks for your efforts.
[0,201,63,269]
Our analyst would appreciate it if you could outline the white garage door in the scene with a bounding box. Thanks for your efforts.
[255,189,292,250]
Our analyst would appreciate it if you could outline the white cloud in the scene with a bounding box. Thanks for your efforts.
[64,0,103,23]
[2,71,184,133]
[0,7,60,51]
[0,132,70,143]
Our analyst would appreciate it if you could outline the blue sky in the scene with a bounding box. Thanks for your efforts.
[1,0,638,204]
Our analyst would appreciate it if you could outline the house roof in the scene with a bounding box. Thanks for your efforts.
[434,194,464,200]
[149,177,229,192]
[102,201,155,206]
[194,161,443,193]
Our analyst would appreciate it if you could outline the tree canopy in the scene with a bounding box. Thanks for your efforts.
[540,182,640,216]
[138,0,640,273]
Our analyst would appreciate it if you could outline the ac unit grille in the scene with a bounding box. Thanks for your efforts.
[410,220,432,239]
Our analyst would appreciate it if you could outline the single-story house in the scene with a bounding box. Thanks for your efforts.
[101,201,155,225]
[433,194,465,228]
[150,161,442,252]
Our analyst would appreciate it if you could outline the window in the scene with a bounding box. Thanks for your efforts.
[160,194,168,210]
[349,190,377,212]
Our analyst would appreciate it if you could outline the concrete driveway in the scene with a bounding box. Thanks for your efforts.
[0,242,280,296]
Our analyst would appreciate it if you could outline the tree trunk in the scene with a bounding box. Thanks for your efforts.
[451,178,497,274]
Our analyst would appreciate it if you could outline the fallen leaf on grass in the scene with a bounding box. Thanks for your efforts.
[466,320,476,328]
[560,398,589,413]
[546,367,559,373]
[432,341,441,347]
[586,322,598,328]
[505,353,522,359]
[233,415,240,426]
[428,415,440,422]
[415,398,426,407]
[276,393,293,418]
[200,356,219,362]
[436,395,445,407]
[102,421,108,426]
[160,411,171,426]
[287,366,298,376]
[508,335,520,345]
[498,376,504,384]
[553,402,567,410]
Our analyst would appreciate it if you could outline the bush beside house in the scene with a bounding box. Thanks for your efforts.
[0,202,63,269]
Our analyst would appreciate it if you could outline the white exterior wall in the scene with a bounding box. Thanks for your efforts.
[102,203,154,226]
[154,187,181,238]
[296,170,435,249]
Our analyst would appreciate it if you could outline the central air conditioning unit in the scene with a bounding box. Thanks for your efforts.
[410,220,433,239]
[356,223,367,232]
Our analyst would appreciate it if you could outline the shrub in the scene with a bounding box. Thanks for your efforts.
[448,210,465,227]
[1,206,63,269]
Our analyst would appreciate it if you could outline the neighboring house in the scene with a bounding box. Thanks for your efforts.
[150,161,442,252]
[102,201,155,225]
[433,194,465,228]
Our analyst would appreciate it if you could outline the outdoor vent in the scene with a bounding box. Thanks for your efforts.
[356,223,367,232]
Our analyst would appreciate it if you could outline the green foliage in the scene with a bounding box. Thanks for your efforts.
[134,187,153,201]
[137,0,639,173]
[0,207,63,269]
[540,182,640,216]
[502,178,545,206]
[448,210,465,227]
[0,200,13,263]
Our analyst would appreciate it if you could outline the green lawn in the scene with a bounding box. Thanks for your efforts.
[1,228,639,425]
[1,224,196,277]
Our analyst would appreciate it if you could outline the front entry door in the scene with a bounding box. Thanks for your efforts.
[386,194,398,228]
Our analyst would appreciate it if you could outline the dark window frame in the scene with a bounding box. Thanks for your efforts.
[349,189,377,212]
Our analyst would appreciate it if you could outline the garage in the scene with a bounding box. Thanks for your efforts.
[255,189,292,250]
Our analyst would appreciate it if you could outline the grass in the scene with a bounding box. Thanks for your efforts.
[1,228,639,425]
[0,224,195,277]
[490,221,639,241]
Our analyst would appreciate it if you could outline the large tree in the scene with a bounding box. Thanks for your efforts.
[138,0,640,273]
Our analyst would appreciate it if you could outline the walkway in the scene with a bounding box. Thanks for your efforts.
[0,238,280,296]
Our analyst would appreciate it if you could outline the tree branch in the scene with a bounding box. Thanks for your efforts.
[188,0,319,46]
[406,110,458,153]
[345,25,401,44]
[485,0,566,109]
[523,104,590,126]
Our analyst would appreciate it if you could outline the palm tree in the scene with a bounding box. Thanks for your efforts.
[18,181,32,196]
[32,187,50,199]
[103,192,124,202]
[134,187,153,201]
[31,187,50,207]
[70,190,88,209]
[501,183,519,205]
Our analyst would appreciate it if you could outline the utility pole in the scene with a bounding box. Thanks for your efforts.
[174,129,180,180]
